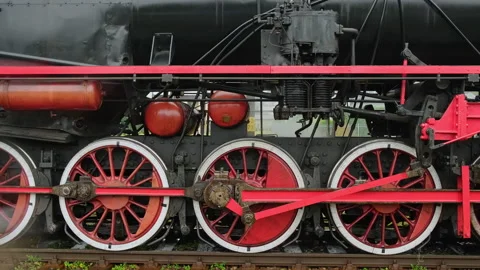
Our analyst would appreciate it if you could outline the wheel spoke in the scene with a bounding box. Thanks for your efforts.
[253,150,264,180]
[390,213,406,244]
[125,206,142,223]
[241,149,248,176]
[74,165,94,180]
[360,212,379,241]
[401,177,425,189]
[124,157,146,183]
[76,202,102,223]
[389,150,399,176]
[223,155,237,178]
[380,214,386,246]
[0,199,15,208]
[396,209,414,226]
[0,157,14,176]
[375,150,383,178]
[346,207,373,230]
[131,176,152,187]
[129,200,147,210]
[90,209,108,236]
[0,174,20,186]
[210,210,230,226]
[119,210,133,239]
[107,147,115,180]
[224,215,240,239]
[89,153,108,182]
[0,208,11,222]
[118,149,131,180]
[357,156,374,181]
[110,210,116,240]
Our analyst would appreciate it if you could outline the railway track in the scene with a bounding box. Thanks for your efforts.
[2,248,480,270]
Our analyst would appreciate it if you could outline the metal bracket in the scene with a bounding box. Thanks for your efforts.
[415,95,438,168]
[149,33,174,66]
[52,178,96,202]
[401,44,427,66]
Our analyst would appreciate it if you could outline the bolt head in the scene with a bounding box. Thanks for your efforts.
[61,187,71,196]
[194,188,202,198]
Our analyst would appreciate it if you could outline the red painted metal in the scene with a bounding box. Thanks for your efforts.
[458,165,471,238]
[95,187,185,197]
[208,91,249,128]
[420,94,480,145]
[144,99,188,137]
[0,65,479,76]
[400,59,407,105]
[0,187,52,194]
[241,189,480,203]
[196,143,303,248]
[225,199,244,216]
[253,171,410,221]
[0,80,103,110]
[3,185,480,204]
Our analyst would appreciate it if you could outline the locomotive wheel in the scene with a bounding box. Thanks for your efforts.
[193,138,305,253]
[0,140,39,246]
[59,137,170,251]
[328,139,442,255]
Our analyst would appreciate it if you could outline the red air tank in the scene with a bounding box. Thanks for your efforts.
[208,91,249,128]
[0,80,103,111]
[144,99,199,137]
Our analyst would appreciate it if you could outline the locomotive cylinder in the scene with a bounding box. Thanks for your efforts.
[0,80,103,111]
[208,91,249,128]
[144,99,198,137]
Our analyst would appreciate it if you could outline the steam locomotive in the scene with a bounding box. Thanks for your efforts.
[0,0,479,255]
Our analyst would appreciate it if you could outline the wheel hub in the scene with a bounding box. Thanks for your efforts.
[96,181,129,210]
[204,181,231,209]
[372,183,400,214]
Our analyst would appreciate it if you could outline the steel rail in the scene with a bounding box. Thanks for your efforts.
[2,248,480,269]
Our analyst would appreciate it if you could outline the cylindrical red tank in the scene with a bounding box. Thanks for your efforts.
[144,99,198,137]
[208,91,249,128]
[0,80,103,111]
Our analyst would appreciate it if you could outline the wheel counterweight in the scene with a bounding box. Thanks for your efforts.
[193,138,305,253]
[328,139,442,255]
[59,137,171,251]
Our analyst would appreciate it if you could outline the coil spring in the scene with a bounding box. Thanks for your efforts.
[313,80,333,109]
[285,80,308,108]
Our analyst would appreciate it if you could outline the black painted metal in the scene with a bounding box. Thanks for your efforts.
[0,0,480,66]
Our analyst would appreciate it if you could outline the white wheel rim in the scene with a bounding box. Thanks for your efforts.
[328,139,442,255]
[0,140,37,245]
[193,138,305,253]
[59,137,170,251]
